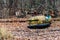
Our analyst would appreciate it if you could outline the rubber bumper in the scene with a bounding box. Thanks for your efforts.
[28,23,51,29]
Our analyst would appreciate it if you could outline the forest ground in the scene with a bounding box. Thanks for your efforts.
[0,17,60,40]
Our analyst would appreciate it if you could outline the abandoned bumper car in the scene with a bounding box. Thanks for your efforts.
[28,15,52,28]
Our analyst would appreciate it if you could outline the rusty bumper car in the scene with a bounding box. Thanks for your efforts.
[27,15,51,28]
